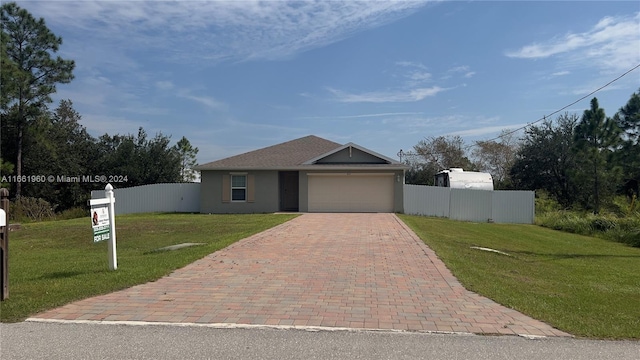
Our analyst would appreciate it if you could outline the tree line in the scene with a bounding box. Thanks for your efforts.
[404,129,519,190]
[1,2,198,212]
[405,90,640,214]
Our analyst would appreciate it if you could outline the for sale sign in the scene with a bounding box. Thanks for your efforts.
[89,184,118,270]
[90,205,110,242]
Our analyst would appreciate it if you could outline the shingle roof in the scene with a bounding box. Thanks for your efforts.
[195,135,342,170]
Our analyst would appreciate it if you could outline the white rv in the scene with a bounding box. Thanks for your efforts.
[434,168,494,191]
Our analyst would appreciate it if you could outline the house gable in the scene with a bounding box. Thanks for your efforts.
[303,143,399,165]
[314,147,387,164]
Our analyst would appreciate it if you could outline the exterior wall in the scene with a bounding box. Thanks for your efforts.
[393,171,404,213]
[299,170,404,213]
[200,170,279,214]
[299,171,309,212]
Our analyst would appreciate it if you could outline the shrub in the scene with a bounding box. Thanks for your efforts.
[590,217,617,232]
[537,209,640,247]
[536,211,590,234]
[603,216,640,247]
[535,191,563,215]
[57,206,88,220]
[608,195,640,217]
[10,197,55,222]
[604,227,640,247]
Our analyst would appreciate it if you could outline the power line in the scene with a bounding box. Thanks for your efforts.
[399,62,640,162]
[477,63,640,146]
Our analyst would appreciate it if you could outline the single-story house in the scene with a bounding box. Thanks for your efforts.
[194,135,408,213]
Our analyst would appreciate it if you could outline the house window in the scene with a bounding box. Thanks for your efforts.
[231,175,247,201]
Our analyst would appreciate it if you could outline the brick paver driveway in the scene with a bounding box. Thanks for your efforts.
[31,214,569,337]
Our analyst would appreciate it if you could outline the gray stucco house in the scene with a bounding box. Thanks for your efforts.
[194,135,408,213]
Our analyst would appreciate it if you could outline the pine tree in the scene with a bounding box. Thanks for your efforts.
[0,2,75,196]
[175,137,199,182]
[573,98,621,213]
[612,89,640,198]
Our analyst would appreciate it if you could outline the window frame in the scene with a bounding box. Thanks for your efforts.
[230,174,247,202]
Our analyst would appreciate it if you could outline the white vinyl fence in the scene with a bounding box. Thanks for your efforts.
[403,184,535,224]
[91,183,200,215]
[91,182,534,223]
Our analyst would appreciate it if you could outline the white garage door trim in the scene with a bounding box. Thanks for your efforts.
[308,173,394,213]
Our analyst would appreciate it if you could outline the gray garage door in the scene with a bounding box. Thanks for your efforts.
[308,173,394,212]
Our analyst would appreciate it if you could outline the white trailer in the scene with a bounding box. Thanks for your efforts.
[434,168,494,191]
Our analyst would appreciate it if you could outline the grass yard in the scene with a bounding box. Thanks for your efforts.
[398,214,640,340]
[0,213,297,323]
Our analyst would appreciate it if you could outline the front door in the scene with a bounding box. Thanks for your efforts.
[279,171,299,211]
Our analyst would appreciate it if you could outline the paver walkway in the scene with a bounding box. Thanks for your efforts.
[30,214,569,337]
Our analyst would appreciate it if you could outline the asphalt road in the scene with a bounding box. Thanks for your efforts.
[1,322,638,360]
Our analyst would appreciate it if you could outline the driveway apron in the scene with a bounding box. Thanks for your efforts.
[31,213,569,337]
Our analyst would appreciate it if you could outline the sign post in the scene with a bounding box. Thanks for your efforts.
[0,188,8,300]
[89,183,117,270]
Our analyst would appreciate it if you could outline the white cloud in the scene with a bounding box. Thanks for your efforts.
[396,60,428,70]
[81,113,149,137]
[443,65,475,79]
[54,72,136,111]
[551,71,570,77]
[380,114,522,139]
[327,86,446,103]
[23,1,430,64]
[409,87,447,100]
[448,65,470,73]
[505,12,640,72]
[408,71,433,82]
[446,123,527,137]
[176,91,227,111]
[327,59,466,103]
[395,60,433,85]
[381,115,460,129]
[300,112,425,120]
[563,83,622,96]
[17,1,433,125]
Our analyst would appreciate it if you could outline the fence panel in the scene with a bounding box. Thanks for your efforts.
[403,184,450,217]
[403,185,534,224]
[449,188,493,222]
[491,190,535,224]
[92,183,200,215]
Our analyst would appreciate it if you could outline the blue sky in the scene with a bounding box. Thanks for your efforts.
[17,0,640,164]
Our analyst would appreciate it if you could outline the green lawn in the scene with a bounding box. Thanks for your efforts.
[0,213,297,322]
[3,212,638,339]
[398,214,640,340]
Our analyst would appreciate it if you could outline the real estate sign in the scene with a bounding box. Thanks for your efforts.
[90,204,110,242]
[89,184,117,270]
